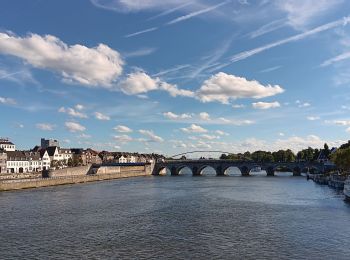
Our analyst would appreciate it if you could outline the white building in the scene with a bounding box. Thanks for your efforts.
[40,150,51,170]
[0,138,15,151]
[118,155,127,163]
[46,146,72,168]
[6,151,30,173]
[127,156,136,163]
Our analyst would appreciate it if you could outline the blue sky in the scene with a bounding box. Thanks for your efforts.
[1,0,350,156]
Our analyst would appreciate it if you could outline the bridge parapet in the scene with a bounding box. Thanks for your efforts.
[154,160,325,176]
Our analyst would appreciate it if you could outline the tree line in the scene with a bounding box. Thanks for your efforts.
[219,143,332,163]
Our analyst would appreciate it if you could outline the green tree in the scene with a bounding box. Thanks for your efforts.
[331,147,350,173]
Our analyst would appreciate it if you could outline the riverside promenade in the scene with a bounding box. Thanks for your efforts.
[0,163,154,191]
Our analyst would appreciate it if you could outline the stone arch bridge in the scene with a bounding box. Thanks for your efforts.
[153,160,326,176]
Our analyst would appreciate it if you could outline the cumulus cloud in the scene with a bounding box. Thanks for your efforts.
[113,134,133,143]
[252,101,281,109]
[197,72,284,104]
[215,130,229,136]
[58,106,88,118]
[75,104,84,110]
[118,71,194,97]
[139,129,164,142]
[65,121,86,132]
[159,81,194,97]
[114,125,133,133]
[0,96,16,105]
[201,134,220,140]
[181,124,208,133]
[163,112,192,120]
[199,112,210,121]
[94,112,110,121]
[36,123,55,131]
[0,32,123,87]
[219,117,254,126]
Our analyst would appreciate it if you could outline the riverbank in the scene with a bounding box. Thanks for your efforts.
[0,164,153,191]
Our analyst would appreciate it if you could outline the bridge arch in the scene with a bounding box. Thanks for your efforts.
[223,166,242,176]
[196,165,218,176]
[154,166,171,176]
[176,165,193,176]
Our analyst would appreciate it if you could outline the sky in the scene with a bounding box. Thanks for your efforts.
[1,0,350,156]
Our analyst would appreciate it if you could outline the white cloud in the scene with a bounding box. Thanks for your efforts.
[94,112,110,121]
[199,112,210,121]
[197,72,284,104]
[325,120,350,126]
[78,133,91,139]
[232,104,245,108]
[159,81,194,97]
[36,123,55,131]
[113,134,133,143]
[215,130,229,136]
[75,104,84,110]
[347,127,350,133]
[201,134,220,140]
[0,96,16,105]
[307,116,320,121]
[252,101,281,109]
[163,112,192,120]
[139,129,164,142]
[321,51,350,67]
[114,125,133,133]
[124,27,158,38]
[123,47,157,58]
[58,107,88,118]
[218,117,254,126]
[275,0,343,30]
[299,102,311,108]
[230,16,350,63]
[181,124,208,133]
[90,0,189,13]
[167,1,229,25]
[0,32,123,87]
[279,132,285,136]
[118,71,194,97]
[65,121,86,132]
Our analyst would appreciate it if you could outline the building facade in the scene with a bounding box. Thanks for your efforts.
[0,149,7,173]
[41,138,60,149]
[0,138,15,151]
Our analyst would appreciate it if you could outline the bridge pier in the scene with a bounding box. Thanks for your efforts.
[216,166,226,176]
[171,166,179,176]
[293,167,301,176]
[192,166,201,176]
[240,166,250,176]
[266,167,275,176]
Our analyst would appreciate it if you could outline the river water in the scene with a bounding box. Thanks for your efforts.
[0,170,350,259]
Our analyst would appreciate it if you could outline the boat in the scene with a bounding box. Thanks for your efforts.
[344,177,350,201]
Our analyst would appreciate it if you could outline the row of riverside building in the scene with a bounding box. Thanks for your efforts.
[0,138,164,174]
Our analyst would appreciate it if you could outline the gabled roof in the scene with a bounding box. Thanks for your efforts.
[46,146,58,156]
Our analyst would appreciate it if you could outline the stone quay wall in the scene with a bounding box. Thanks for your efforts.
[0,164,153,191]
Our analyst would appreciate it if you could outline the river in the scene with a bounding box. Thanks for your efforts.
[0,169,350,259]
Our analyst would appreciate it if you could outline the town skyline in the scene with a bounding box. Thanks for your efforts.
[1,0,350,154]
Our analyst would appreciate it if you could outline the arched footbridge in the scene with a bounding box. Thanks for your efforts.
[153,160,326,176]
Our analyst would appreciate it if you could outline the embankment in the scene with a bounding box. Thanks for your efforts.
[0,164,154,191]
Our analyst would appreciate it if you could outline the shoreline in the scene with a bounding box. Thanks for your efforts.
[0,171,150,191]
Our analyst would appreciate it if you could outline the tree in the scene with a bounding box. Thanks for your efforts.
[331,147,350,173]
[324,143,330,159]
